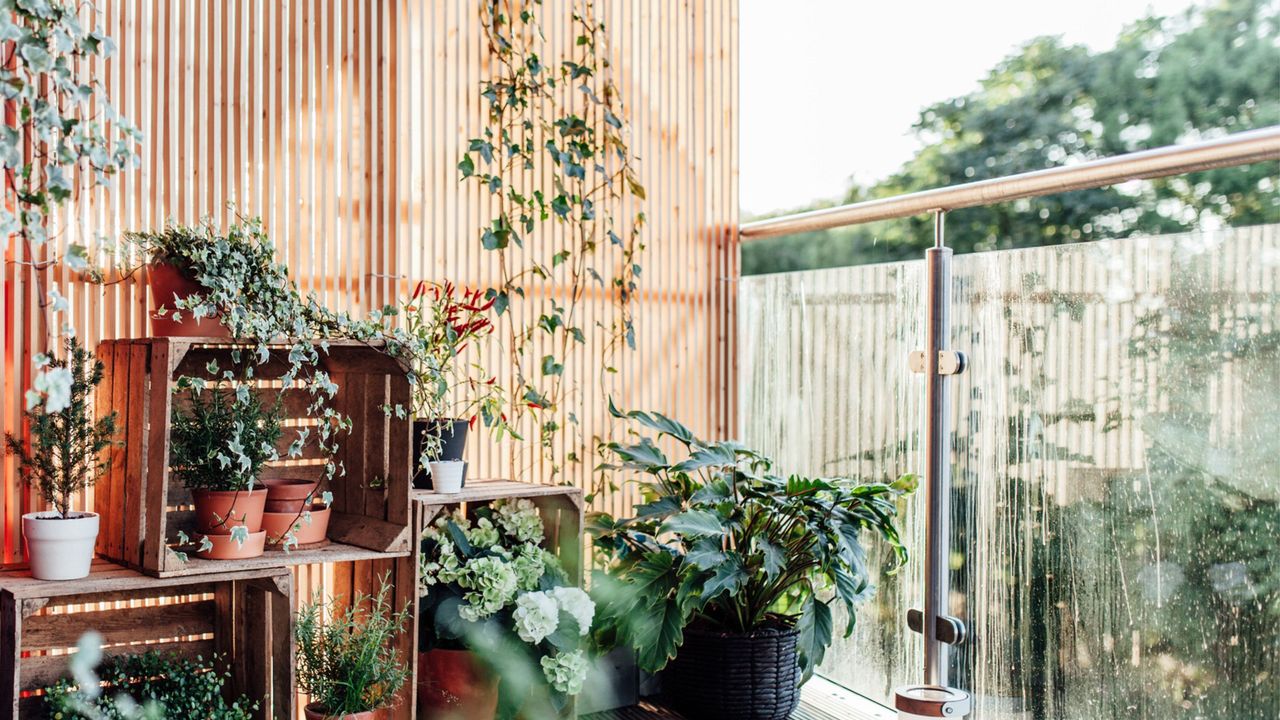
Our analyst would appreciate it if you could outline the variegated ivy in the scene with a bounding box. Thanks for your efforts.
[462,0,645,480]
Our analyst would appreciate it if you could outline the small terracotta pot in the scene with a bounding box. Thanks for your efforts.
[262,477,321,513]
[263,504,331,547]
[194,530,266,560]
[303,703,387,720]
[418,649,499,720]
[192,488,267,535]
[147,261,231,338]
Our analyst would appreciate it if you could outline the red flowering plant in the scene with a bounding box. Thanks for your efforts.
[404,281,517,461]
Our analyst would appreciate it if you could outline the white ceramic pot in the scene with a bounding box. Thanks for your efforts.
[429,461,467,494]
[22,511,99,581]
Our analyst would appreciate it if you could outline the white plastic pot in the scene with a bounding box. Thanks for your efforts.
[22,511,99,581]
[429,461,467,494]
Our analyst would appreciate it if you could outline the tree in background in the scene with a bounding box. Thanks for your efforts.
[743,0,1280,275]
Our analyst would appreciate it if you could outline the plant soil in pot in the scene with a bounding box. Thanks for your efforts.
[262,477,320,513]
[263,504,331,548]
[22,511,100,581]
[663,624,802,720]
[194,529,266,560]
[413,419,469,489]
[192,487,267,535]
[147,261,231,338]
[418,649,499,720]
[303,703,388,720]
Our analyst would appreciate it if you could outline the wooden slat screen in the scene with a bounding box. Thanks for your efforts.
[1,0,739,561]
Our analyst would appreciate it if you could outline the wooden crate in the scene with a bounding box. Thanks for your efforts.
[413,479,585,584]
[93,337,414,577]
[0,558,292,719]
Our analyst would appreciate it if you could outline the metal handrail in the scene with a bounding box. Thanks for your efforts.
[741,126,1280,240]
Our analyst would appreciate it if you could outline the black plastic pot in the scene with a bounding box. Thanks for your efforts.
[663,624,801,720]
[412,419,470,489]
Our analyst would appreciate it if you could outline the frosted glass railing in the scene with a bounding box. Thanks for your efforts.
[739,225,1280,720]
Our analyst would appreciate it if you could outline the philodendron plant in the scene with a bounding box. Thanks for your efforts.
[589,402,916,678]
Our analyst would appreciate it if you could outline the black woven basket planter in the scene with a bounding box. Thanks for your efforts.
[663,624,802,720]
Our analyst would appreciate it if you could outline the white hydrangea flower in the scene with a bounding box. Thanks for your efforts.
[457,555,518,620]
[541,650,590,695]
[513,590,559,644]
[467,517,500,548]
[512,544,548,591]
[551,586,595,635]
[494,498,544,543]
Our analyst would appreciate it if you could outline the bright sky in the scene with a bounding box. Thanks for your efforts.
[741,0,1200,217]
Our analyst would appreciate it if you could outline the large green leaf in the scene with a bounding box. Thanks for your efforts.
[634,495,682,518]
[608,397,696,445]
[661,509,724,537]
[607,437,668,470]
[671,442,739,472]
[686,537,726,570]
[634,596,687,673]
[701,554,746,602]
[796,595,833,681]
[831,567,873,635]
[753,536,785,581]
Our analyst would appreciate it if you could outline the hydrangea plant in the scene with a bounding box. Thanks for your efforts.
[419,498,593,718]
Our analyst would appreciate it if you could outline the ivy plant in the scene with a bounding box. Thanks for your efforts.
[461,0,646,479]
[4,336,117,518]
[588,402,916,679]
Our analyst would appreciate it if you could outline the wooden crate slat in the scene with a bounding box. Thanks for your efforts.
[143,339,174,574]
[339,373,367,519]
[385,375,412,528]
[364,375,390,521]
[124,344,149,566]
[21,599,216,651]
[93,345,116,559]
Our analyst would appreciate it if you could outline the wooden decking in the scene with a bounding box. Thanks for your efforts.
[583,677,896,720]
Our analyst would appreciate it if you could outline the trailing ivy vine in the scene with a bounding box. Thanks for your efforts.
[460,0,645,479]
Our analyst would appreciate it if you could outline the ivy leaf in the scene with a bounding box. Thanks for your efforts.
[458,154,475,177]
[540,354,563,376]
[552,250,571,267]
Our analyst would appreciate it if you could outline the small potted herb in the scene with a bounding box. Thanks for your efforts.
[418,498,594,719]
[170,387,282,560]
[4,337,117,581]
[402,281,511,488]
[296,581,411,719]
[124,218,304,339]
[590,403,915,720]
[43,647,257,718]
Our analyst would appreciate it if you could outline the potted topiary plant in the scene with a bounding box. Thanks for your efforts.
[296,580,412,719]
[589,403,916,720]
[417,498,594,720]
[169,386,282,560]
[4,337,117,581]
[402,281,511,489]
[43,647,258,718]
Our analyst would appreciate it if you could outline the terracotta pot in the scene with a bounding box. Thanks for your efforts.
[194,530,266,560]
[263,504,331,547]
[262,477,321,513]
[147,261,231,338]
[22,511,99,581]
[418,649,498,720]
[303,703,387,720]
[191,488,267,535]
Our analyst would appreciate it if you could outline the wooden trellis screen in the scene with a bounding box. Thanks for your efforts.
[1,0,740,561]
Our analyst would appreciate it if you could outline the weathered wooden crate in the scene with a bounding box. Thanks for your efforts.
[413,479,585,584]
[0,558,292,719]
[94,337,414,577]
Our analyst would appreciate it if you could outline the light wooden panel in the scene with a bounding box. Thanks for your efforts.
[2,0,740,562]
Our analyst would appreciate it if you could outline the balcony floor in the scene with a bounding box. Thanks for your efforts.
[583,676,894,720]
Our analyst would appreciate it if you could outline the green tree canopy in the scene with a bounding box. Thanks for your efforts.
[744,0,1280,275]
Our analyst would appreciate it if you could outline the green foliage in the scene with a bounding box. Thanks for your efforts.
[463,0,646,479]
[418,499,591,719]
[42,650,256,720]
[589,403,915,678]
[743,0,1280,275]
[4,337,117,518]
[295,580,411,716]
[0,0,140,263]
[169,389,281,492]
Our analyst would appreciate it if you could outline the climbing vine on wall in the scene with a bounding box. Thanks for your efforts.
[460,0,645,479]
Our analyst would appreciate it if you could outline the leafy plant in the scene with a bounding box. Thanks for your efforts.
[1,0,140,328]
[462,0,646,479]
[419,498,592,718]
[169,388,281,492]
[295,580,411,716]
[4,336,117,518]
[43,647,256,720]
[589,402,915,678]
[403,280,516,461]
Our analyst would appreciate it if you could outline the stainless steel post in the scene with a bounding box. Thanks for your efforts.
[922,210,952,687]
